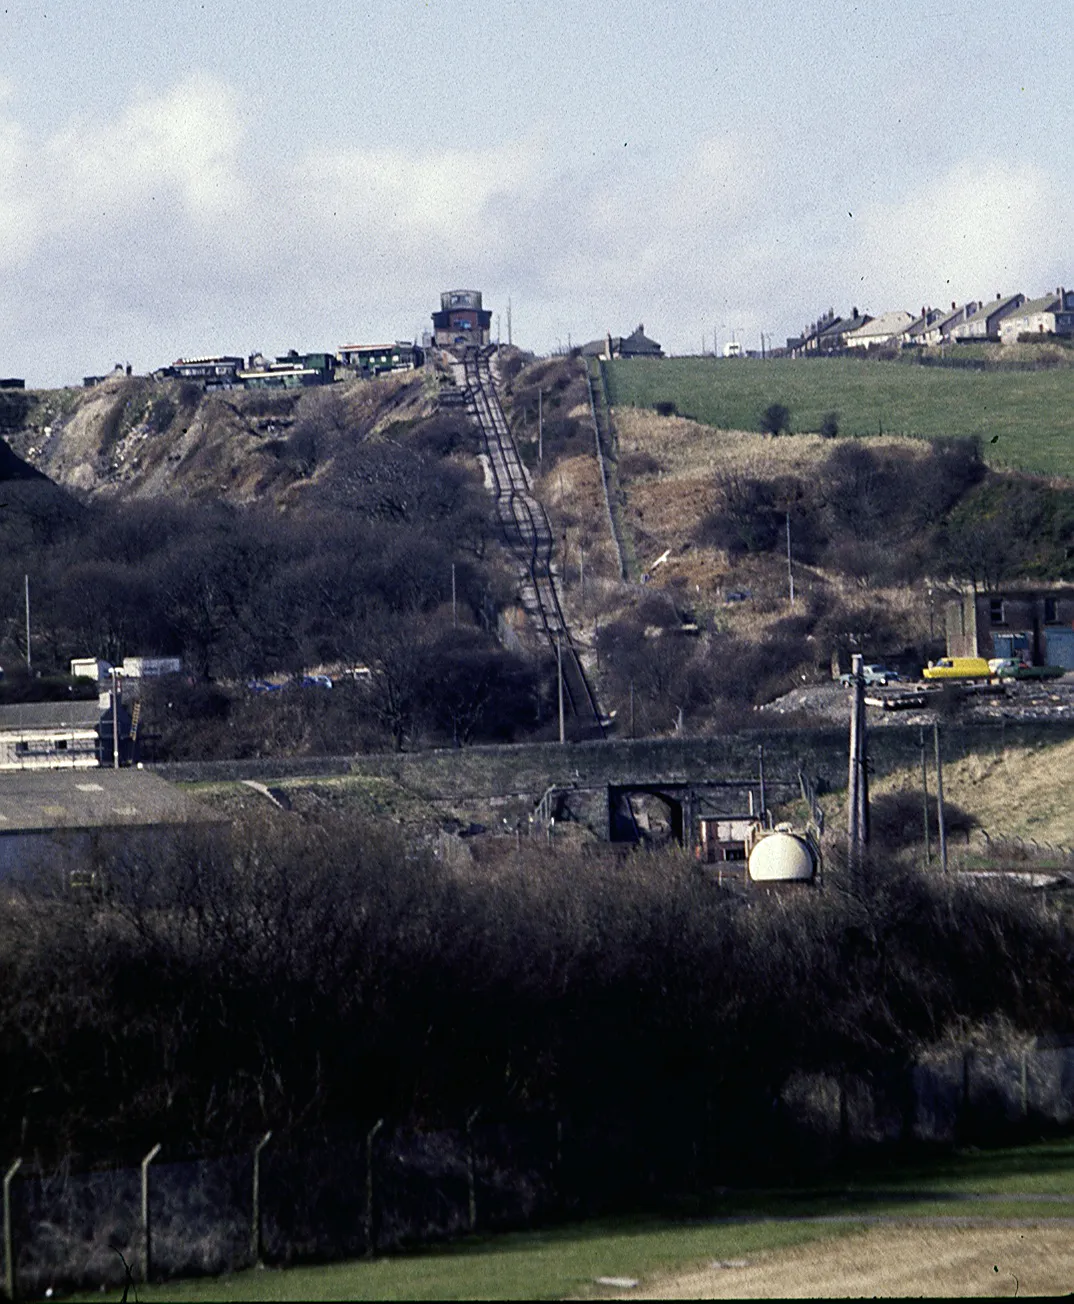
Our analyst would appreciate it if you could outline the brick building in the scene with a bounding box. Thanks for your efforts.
[944,589,1074,669]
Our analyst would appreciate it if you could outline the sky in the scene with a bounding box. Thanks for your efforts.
[1,0,1071,385]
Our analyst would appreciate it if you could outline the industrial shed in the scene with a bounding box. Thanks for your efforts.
[0,768,223,883]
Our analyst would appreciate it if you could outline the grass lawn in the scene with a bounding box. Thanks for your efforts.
[604,357,1074,478]
[82,1218,852,1302]
[70,1137,1074,1301]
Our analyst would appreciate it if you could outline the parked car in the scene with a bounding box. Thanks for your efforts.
[922,657,991,681]
[839,663,901,687]
[987,657,1065,681]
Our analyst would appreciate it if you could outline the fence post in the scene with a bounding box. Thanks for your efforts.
[555,1117,565,1213]
[250,1131,272,1266]
[364,1120,384,1258]
[140,1143,161,1283]
[3,1159,21,1304]
[465,1110,481,1233]
[960,1051,972,1138]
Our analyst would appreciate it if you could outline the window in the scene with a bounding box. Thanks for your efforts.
[989,598,1006,625]
[1044,597,1059,624]
[14,741,28,754]
[56,739,68,750]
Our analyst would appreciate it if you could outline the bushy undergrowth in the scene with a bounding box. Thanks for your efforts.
[1,817,1069,1167]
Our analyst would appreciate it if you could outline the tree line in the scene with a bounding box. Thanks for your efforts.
[1,820,1069,1173]
[0,413,560,754]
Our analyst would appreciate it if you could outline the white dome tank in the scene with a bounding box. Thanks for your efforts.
[748,830,816,883]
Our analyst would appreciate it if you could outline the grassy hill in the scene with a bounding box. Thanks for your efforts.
[604,356,1074,478]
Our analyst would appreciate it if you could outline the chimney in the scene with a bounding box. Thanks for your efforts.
[951,300,956,311]
[996,291,1002,300]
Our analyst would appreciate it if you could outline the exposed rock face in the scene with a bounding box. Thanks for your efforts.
[2,372,431,505]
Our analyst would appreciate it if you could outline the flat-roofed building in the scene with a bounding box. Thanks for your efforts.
[338,342,422,377]
[0,768,223,882]
[0,700,131,771]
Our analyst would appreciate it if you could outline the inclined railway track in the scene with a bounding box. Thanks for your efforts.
[460,348,603,733]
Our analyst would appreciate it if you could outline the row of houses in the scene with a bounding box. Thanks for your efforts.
[789,287,1074,355]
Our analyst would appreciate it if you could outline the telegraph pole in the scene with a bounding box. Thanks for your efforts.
[112,667,121,769]
[786,512,795,607]
[538,390,543,464]
[24,573,31,672]
[920,727,931,866]
[847,654,869,873]
[556,634,565,744]
[934,721,948,874]
[451,562,457,629]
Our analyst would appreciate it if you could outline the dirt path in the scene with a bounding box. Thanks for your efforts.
[636,1221,1074,1298]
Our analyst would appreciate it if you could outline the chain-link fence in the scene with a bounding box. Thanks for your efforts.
[5,1041,1074,1299]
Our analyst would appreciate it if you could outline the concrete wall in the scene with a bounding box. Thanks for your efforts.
[154,720,1074,801]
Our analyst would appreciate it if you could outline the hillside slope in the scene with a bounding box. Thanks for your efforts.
[604,354,1074,478]
[1,371,434,504]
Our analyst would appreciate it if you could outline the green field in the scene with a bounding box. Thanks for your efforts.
[74,1137,1074,1301]
[604,357,1074,478]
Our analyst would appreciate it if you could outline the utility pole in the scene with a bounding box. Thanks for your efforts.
[112,667,121,769]
[786,512,795,607]
[556,633,565,744]
[934,720,948,874]
[847,653,869,873]
[538,390,543,464]
[24,573,31,672]
[920,727,931,866]
[507,296,512,347]
[451,562,457,629]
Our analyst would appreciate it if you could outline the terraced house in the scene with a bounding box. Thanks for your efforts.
[949,292,1026,342]
[998,290,1071,343]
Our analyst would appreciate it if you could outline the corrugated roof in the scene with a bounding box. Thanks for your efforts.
[0,702,102,731]
[0,769,219,833]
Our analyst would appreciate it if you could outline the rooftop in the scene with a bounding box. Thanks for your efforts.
[0,702,102,732]
[0,768,219,833]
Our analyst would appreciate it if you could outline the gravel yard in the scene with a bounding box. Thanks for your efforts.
[760,677,1074,728]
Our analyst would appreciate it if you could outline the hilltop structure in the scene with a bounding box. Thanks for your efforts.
[581,325,664,359]
[432,290,492,348]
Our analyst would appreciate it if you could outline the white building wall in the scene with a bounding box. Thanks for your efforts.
[0,729,100,770]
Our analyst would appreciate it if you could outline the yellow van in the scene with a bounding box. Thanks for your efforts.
[922,657,991,681]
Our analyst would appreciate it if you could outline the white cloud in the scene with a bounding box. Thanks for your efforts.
[43,75,247,227]
[0,115,38,264]
[0,73,247,276]
[2,71,1069,381]
[848,158,1069,308]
